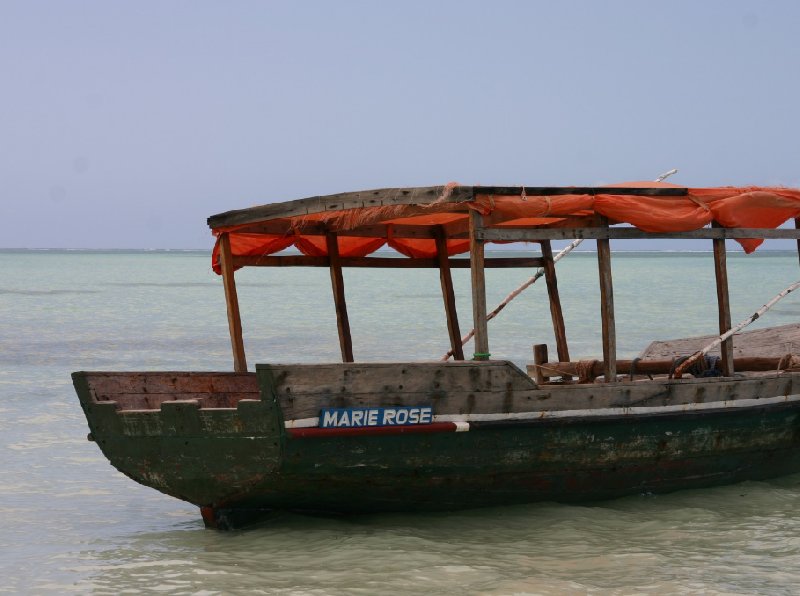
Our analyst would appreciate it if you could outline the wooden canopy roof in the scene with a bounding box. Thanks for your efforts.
[207,182,800,274]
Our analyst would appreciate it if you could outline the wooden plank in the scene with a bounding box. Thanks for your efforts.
[528,356,797,379]
[470,211,490,360]
[266,365,800,418]
[84,372,258,396]
[232,255,544,269]
[236,220,461,239]
[435,228,464,360]
[479,227,800,242]
[532,344,548,385]
[596,226,616,381]
[713,222,734,376]
[218,233,248,372]
[541,374,797,411]
[258,361,537,397]
[641,323,800,360]
[207,185,475,228]
[540,240,570,364]
[326,232,354,363]
[475,186,688,196]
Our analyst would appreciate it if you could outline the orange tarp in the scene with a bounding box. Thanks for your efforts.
[211,184,800,273]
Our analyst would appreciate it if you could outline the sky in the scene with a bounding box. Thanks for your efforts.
[1,0,799,249]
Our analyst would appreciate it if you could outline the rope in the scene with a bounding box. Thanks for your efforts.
[576,360,599,384]
[674,279,800,378]
[440,238,584,360]
[629,357,641,381]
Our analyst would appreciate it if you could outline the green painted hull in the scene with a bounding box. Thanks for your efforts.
[74,371,800,527]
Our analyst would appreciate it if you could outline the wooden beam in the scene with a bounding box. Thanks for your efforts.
[235,220,464,240]
[479,227,800,242]
[208,186,693,230]
[713,223,734,376]
[475,186,688,197]
[208,185,475,228]
[470,211,490,361]
[528,355,799,380]
[540,240,570,364]
[795,218,800,268]
[326,233,354,363]
[232,255,545,269]
[596,223,616,381]
[218,233,247,372]
[435,228,464,360]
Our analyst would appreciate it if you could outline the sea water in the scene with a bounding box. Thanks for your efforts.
[2,248,800,594]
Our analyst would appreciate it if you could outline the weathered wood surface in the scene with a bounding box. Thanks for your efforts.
[474,186,687,197]
[436,229,464,360]
[540,240,570,364]
[470,211,489,360]
[256,361,800,419]
[208,186,689,229]
[795,217,800,267]
[528,356,798,380]
[258,361,538,418]
[235,219,471,239]
[326,233,354,363]
[597,231,616,381]
[232,255,544,269]
[640,323,800,360]
[543,374,799,410]
[712,222,734,375]
[208,186,475,228]
[79,372,259,410]
[479,227,800,242]
[532,344,548,385]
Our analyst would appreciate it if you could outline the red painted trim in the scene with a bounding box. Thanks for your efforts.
[288,422,458,438]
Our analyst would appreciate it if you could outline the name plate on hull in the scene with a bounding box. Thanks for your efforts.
[320,406,433,428]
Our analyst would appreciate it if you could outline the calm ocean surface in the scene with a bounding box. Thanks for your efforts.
[3,248,800,594]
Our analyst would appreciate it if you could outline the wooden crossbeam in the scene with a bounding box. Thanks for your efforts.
[479,227,800,241]
[232,255,545,268]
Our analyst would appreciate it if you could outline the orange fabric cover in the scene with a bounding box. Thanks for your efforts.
[294,236,385,258]
[211,233,294,274]
[211,185,800,273]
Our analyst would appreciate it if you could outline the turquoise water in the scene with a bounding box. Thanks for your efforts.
[2,249,800,594]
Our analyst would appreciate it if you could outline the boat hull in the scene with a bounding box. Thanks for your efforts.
[74,367,800,527]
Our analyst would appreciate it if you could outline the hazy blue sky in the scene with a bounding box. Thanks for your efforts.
[2,1,799,249]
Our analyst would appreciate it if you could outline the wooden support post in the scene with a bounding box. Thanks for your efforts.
[795,218,800,268]
[532,343,548,385]
[218,233,247,372]
[596,223,616,382]
[435,228,464,360]
[712,223,734,376]
[540,240,570,364]
[326,232,354,362]
[470,211,490,360]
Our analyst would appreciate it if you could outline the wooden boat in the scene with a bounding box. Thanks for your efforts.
[73,182,800,529]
